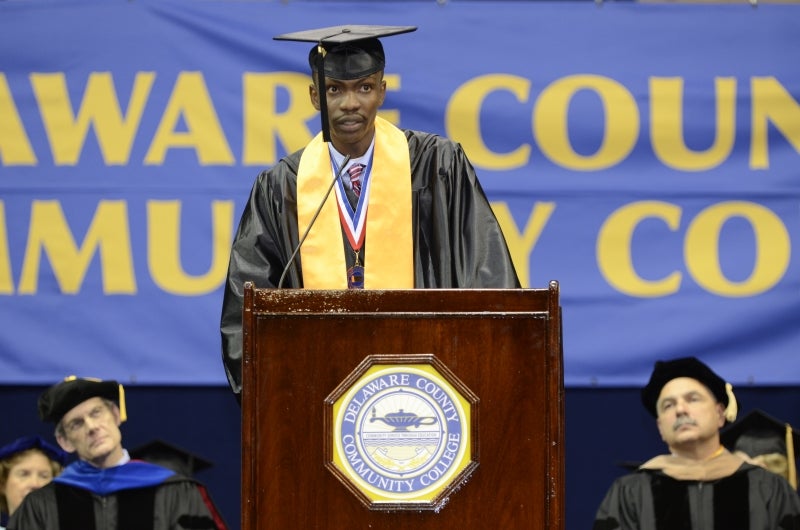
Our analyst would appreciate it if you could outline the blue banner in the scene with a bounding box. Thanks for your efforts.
[1,1,798,387]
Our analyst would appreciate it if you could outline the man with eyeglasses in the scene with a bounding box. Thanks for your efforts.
[8,376,228,530]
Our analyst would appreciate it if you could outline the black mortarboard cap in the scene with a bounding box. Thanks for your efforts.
[640,357,737,423]
[273,25,417,142]
[130,439,213,477]
[0,435,69,466]
[720,409,798,489]
[38,376,127,425]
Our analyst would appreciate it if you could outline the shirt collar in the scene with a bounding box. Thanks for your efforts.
[328,137,375,170]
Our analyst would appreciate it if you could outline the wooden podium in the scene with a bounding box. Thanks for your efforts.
[241,283,564,530]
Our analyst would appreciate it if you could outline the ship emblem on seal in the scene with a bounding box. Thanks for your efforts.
[327,358,477,509]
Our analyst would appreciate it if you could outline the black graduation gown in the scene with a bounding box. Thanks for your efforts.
[8,468,227,530]
[220,129,521,396]
[593,463,800,530]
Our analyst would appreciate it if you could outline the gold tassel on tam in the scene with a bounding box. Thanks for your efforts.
[118,383,127,423]
[786,423,797,490]
[724,382,738,423]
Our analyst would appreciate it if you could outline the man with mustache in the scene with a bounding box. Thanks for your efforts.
[593,357,800,530]
[8,377,228,530]
[221,25,520,400]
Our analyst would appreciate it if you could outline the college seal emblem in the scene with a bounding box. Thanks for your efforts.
[326,355,478,510]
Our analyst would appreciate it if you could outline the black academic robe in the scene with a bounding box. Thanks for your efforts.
[593,462,800,530]
[8,465,227,530]
[220,129,521,396]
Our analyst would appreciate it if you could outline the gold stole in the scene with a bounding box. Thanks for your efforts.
[296,117,413,289]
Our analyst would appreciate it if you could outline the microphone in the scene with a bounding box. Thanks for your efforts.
[277,154,352,288]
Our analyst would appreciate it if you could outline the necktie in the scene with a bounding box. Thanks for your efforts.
[347,163,365,196]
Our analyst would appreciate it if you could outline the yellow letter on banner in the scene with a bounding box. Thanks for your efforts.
[19,200,136,294]
[242,72,317,166]
[685,201,789,296]
[0,73,37,165]
[145,72,234,165]
[32,72,155,166]
[491,201,555,289]
[147,200,234,295]
[376,73,402,127]
[597,201,682,297]
[751,77,800,169]
[446,74,531,170]
[650,77,736,171]
[535,75,639,171]
[0,201,13,293]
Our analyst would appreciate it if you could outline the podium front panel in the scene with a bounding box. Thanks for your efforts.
[241,286,564,530]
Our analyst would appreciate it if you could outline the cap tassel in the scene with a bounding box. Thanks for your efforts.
[315,44,330,143]
[118,383,127,423]
[724,382,738,423]
[786,423,797,490]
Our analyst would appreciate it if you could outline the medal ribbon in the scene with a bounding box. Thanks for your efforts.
[333,154,373,252]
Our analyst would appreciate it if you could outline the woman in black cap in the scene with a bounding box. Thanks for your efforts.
[0,436,68,528]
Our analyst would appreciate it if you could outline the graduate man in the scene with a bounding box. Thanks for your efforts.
[8,377,228,530]
[221,25,520,398]
[593,357,800,530]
